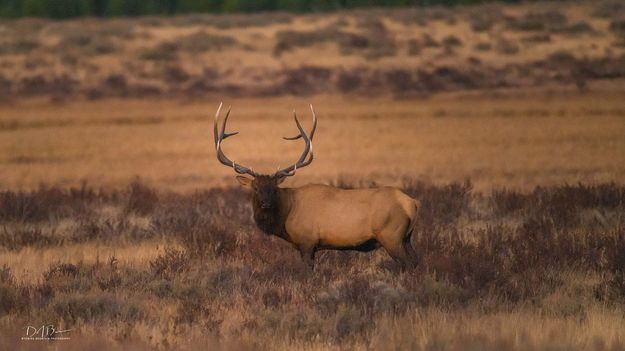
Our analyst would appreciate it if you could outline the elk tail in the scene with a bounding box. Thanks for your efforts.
[402,199,421,265]
[405,199,420,238]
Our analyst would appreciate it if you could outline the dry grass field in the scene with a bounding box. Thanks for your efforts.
[2,90,625,192]
[2,0,625,350]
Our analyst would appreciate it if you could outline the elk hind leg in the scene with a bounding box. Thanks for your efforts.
[378,234,412,268]
[402,231,419,267]
[299,246,316,270]
[378,224,417,269]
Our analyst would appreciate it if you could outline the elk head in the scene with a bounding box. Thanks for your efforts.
[213,103,317,210]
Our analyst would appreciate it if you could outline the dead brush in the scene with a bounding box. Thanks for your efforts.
[175,290,210,326]
[412,221,625,302]
[262,287,292,308]
[385,69,419,95]
[506,10,568,32]
[39,262,94,302]
[55,32,118,55]
[0,264,13,285]
[95,257,122,291]
[336,69,363,93]
[175,31,237,53]
[468,6,501,32]
[352,18,397,59]
[442,35,463,48]
[556,21,595,36]
[525,183,625,229]
[402,178,473,229]
[334,308,368,342]
[490,188,528,216]
[40,259,127,296]
[72,215,155,243]
[280,65,332,96]
[495,37,520,55]
[0,184,95,223]
[1,179,625,348]
[0,227,58,250]
[170,12,292,29]
[0,265,28,315]
[593,0,625,19]
[16,74,78,97]
[273,26,366,57]
[124,180,158,216]
[149,247,189,280]
[140,41,178,61]
[152,189,247,258]
[597,271,625,302]
[52,292,143,324]
[0,38,40,55]
[169,215,236,258]
[610,18,625,35]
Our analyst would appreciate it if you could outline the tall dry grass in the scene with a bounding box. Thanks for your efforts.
[1,179,624,350]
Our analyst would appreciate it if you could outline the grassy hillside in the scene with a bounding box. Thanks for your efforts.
[0,1,624,102]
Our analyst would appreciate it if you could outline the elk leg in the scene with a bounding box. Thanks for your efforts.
[378,229,414,268]
[299,246,316,270]
[403,233,420,267]
[385,245,411,268]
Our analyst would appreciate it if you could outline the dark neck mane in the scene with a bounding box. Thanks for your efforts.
[252,188,291,238]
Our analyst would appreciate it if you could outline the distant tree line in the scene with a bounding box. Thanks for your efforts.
[0,0,526,18]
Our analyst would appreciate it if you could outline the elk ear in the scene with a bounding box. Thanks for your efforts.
[276,176,287,185]
[236,176,253,187]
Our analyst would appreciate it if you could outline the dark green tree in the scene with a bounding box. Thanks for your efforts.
[23,0,45,16]
[124,0,143,16]
[44,0,86,18]
[0,0,546,18]
[91,0,108,16]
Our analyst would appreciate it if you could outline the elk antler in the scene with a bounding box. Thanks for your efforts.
[274,104,317,177]
[213,102,257,177]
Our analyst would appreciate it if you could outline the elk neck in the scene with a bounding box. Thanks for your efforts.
[252,186,293,239]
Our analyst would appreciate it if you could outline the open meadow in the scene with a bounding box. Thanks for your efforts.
[1,0,625,350]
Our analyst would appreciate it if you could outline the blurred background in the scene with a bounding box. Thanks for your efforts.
[0,0,624,191]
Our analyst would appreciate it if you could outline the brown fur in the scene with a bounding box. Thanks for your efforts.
[247,175,289,239]
[237,175,420,268]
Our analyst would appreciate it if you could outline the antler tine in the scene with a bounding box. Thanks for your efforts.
[219,106,239,140]
[214,103,239,144]
[283,104,317,141]
[283,110,301,140]
[292,111,311,165]
[274,106,316,177]
[213,102,223,146]
[296,104,316,167]
[308,104,317,141]
[213,103,256,177]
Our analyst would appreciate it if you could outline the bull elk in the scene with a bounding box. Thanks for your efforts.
[213,103,420,268]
